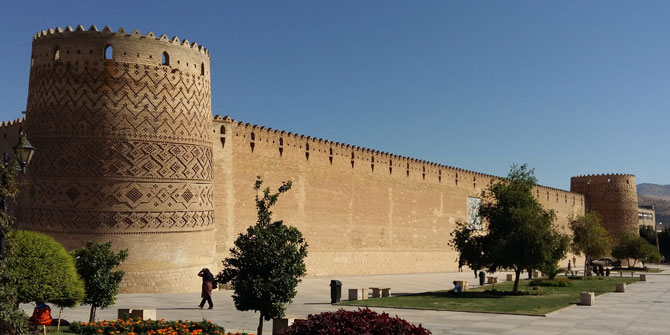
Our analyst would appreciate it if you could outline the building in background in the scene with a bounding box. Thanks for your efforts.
[638,205,656,230]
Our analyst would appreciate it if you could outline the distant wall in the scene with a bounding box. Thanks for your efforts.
[0,119,24,158]
[212,117,586,276]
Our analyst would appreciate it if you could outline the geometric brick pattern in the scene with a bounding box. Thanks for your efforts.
[570,174,639,236]
[20,29,213,234]
[18,207,213,233]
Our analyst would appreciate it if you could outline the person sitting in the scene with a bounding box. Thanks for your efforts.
[451,281,462,293]
[29,302,52,335]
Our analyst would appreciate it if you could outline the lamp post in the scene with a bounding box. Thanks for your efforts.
[0,132,36,258]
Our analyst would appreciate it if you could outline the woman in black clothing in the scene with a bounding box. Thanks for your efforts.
[198,268,215,309]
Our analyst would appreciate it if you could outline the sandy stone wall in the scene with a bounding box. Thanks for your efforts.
[0,26,602,293]
[212,118,586,277]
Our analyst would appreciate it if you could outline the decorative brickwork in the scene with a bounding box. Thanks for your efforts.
[16,27,214,293]
[2,26,632,293]
[570,174,639,237]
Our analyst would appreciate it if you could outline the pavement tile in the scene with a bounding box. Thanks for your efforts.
[18,265,670,334]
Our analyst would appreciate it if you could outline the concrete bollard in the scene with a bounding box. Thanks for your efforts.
[273,316,305,335]
[640,274,647,281]
[579,292,595,306]
[118,308,156,320]
[506,274,513,281]
[615,283,626,292]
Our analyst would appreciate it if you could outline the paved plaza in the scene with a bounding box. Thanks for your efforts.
[22,264,670,334]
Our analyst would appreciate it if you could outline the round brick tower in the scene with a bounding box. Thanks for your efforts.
[570,174,639,237]
[20,25,213,293]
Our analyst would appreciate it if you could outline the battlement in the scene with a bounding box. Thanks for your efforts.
[571,174,636,185]
[0,118,25,157]
[33,25,209,55]
[0,117,24,128]
[30,26,210,77]
[212,114,581,199]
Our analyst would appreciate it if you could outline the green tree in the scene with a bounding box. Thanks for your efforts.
[658,228,670,261]
[612,231,662,268]
[451,164,569,292]
[449,220,486,274]
[639,225,657,247]
[569,211,612,271]
[0,156,27,334]
[3,230,84,306]
[71,241,128,322]
[217,177,308,335]
[539,229,570,280]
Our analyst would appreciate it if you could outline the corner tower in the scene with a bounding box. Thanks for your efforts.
[20,26,213,293]
[570,174,638,237]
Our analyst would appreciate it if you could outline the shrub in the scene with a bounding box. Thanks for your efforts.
[482,289,533,296]
[4,230,84,305]
[529,278,572,287]
[70,318,239,335]
[281,308,431,335]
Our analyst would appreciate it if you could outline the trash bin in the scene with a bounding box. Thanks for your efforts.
[330,280,342,303]
[478,271,485,286]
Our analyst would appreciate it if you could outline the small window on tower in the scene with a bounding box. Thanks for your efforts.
[104,45,113,60]
[162,51,170,66]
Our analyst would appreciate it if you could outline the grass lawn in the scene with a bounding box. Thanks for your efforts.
[39,325,76,334]
[340,277,638,315]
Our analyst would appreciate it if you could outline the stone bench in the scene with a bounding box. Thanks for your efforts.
[369,287,391,298]
[453,281,468,291]
[486,276,498,284]
[273,316,305,335]
[118,308,156,320]
[348,288,368,301]
[579,292,594,306]
[615,283,626,292]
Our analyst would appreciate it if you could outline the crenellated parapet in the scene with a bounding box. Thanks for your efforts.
[30,25,209,77]
[212,115,583,204]
[0,118,25,157]
[570,173,638,236]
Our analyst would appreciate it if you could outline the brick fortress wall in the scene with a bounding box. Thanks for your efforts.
[0,26,599,293]
[16,26,214,293]
[211,117,586,278]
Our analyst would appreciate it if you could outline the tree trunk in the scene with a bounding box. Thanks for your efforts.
[257,312,264,335]
[513,268,521,292]
[57,308,63,331]
[89,306,96,323]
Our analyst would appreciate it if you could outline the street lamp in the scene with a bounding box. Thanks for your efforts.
[13,132,36,173]
[1,132,36,258]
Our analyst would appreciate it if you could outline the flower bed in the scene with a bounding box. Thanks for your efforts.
[68,318,252,335]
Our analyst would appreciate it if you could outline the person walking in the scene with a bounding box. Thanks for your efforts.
[568,260,572,276]
[198,268,215,309]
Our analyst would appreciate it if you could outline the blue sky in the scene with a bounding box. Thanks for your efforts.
[1,0,668,189]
